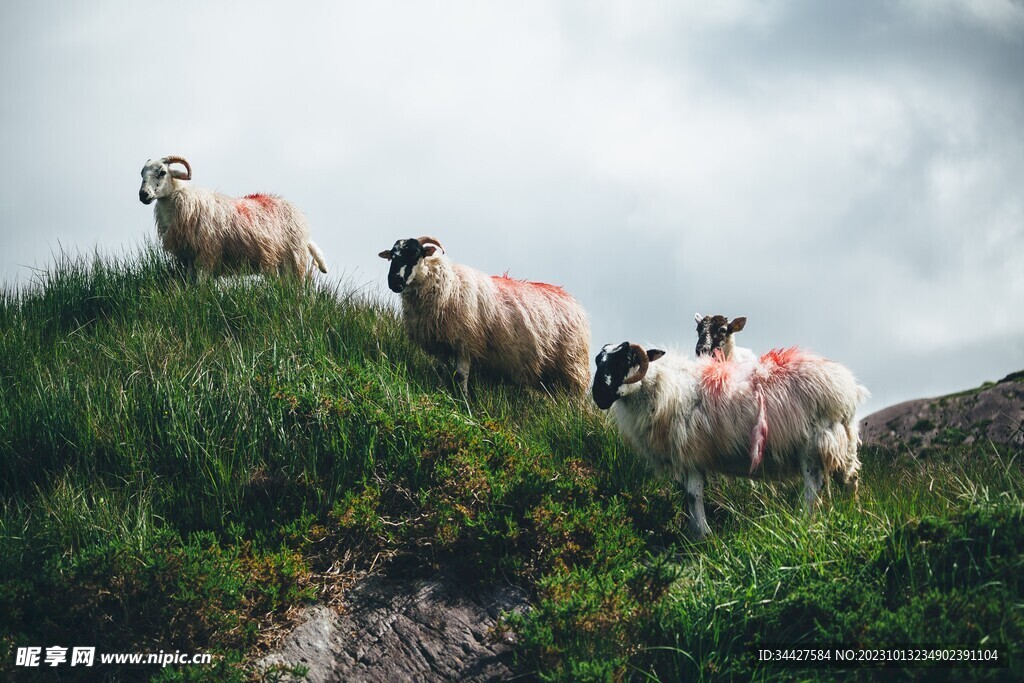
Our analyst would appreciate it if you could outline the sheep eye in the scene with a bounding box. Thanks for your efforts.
[718,326,728,333]
[158,170,166,178]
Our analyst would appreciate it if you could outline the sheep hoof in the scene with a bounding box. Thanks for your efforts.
[688,519,711,540]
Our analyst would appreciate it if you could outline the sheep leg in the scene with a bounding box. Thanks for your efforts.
[800,450,825,513]
[843,423,861,500]
[683,470,712,538]
[264,256,284,278]
[845,470,860,500]
[195,250,220,281]
[292,249,308,279]
[454,351,471,395]
[833,469,860,501]
[172,255,196,282]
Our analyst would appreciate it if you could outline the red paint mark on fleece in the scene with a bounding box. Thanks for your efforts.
[759,346,805,367]
[749,387,768,474]
[745,347,808,469]
[758,347,807,383]
[243,193,278,210]
[700,354,733,399]
[236,193,279,219]
[491,274,570,298]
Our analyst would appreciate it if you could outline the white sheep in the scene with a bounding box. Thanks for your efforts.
[695,313,764,469]
[592,342,867,537]
[138,156,327,278]
[694,313,755,363]
[379,236,591,395]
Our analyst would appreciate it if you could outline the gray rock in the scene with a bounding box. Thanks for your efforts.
[860,372,1024,451]
[258,571,530,682]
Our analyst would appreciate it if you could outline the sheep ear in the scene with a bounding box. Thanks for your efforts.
[378,250,393,260]
[170,169,189,180]
[694,312,703,323]
[422,245,438,257]
[647,349,666,362]
[729,317,747,333]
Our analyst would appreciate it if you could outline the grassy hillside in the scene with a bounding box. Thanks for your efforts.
[1,248,1021,681]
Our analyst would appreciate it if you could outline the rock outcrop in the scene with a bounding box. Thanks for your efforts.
[258,571,529,682]
[860,371,1023,451]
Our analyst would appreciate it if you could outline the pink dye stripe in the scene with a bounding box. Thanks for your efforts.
[750,387,768,474]
[242,193,278,210]
[491,274,569,297]
[759,346,805,367]
[700,353,733,399]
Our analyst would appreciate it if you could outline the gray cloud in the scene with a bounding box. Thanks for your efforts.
[2,1,1022,416]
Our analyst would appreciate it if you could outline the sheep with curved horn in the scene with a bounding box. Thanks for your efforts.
[138,155,327,278]
[593,341,867,537]
[379,236,590,395]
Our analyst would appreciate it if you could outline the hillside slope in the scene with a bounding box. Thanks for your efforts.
[861,373,1024,452]
[1,249,1022,682]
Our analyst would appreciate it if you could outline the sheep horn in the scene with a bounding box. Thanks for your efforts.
[418,236,445,254]
[622,344,649,384]
[162,155,192,180]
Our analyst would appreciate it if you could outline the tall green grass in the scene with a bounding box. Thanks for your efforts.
[1,248,1021,681]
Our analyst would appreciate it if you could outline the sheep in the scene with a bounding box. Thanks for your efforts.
[695,313,764,469]
[138,156,327,278]
[694,313,755,363]
[378,236,590,395]
[592,341,867,537]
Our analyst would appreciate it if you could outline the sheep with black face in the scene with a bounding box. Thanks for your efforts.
[694,313,754,362]
[593,341,866,537]
[380,236,590,395]
[694,313,767,470]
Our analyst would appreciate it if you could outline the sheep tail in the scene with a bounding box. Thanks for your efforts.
[308,241,328,274]
[750,386,768,474]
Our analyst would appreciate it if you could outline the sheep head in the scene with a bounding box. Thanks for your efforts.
[694,313,746,359]
[139,156,192,204]
[592,342,665,410]
[378,236,445,293]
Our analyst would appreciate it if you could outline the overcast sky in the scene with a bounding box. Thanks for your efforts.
[2,0,1022,416]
